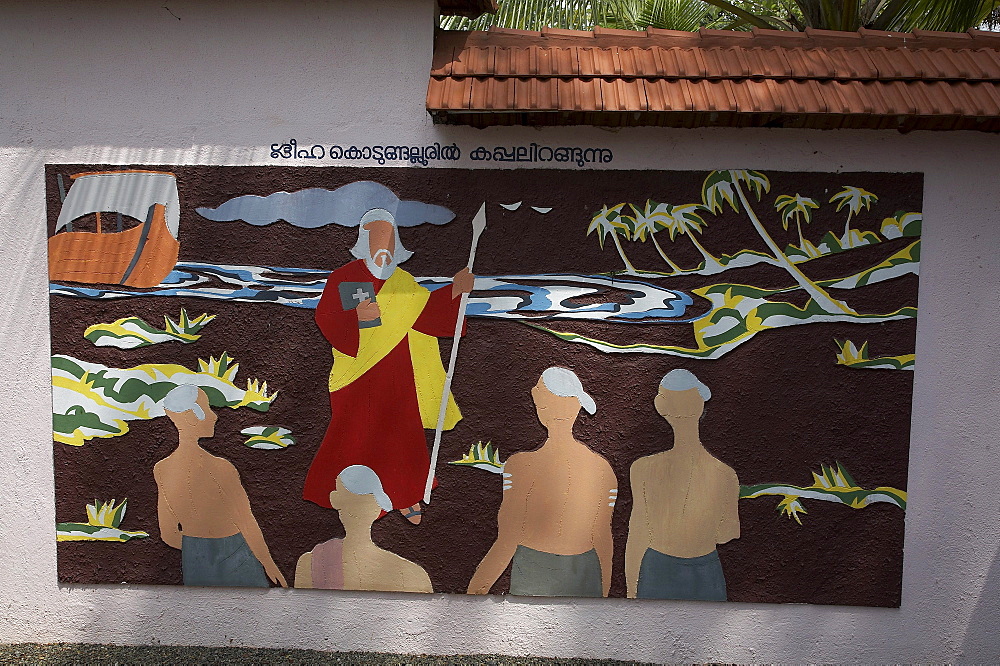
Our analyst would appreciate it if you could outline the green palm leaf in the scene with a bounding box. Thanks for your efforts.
[647,202,707,240]
[830,186,878,217]
[702,170,770,214]
[587,203,633,249]
[774,193,819,231]
[443,0,1000,33]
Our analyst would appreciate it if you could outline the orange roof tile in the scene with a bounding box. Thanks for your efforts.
[427,27,1000,130]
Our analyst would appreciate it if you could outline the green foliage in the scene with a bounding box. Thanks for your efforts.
[441,0,732,31]
[835,339,914,370]
[52,353,278,446]
[241,426,296,450]
[84,309,215,349]
[450,440,505,473]
[530,282,916,360]
[442,0,1000,33]
[701,170,770,214]
[587,203,633,248]
[881,211,922,240]
[774,193,819,231]
[820,240,919,289]
[830,185,878,218]
[56,499,150,542]
[740,462,907,525]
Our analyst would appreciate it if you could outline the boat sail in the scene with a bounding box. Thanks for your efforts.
[48,170,180,288]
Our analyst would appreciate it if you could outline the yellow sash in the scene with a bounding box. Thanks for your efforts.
[328,268,461,430]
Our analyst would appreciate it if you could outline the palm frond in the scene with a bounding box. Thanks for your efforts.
[442,0,1000,32]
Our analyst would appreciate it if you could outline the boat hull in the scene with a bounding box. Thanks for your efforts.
[48,203,179,288]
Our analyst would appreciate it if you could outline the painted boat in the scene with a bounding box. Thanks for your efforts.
[48,170,180,288]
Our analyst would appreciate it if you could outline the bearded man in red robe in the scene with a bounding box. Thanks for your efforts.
[303,206,474,525]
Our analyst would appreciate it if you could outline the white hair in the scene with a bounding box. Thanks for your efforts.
[349,208,413,278]
[338,464,393,512]
[163,384,205,420]
[540,366,596,415]
[659,369,711,401]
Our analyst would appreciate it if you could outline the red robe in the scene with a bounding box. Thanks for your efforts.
[303,260,465,510]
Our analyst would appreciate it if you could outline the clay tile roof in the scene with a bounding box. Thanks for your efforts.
[427,27,1000,130]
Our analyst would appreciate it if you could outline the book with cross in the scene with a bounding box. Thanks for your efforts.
[338,281,381,328]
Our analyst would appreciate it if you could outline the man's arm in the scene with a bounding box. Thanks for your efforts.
[593,462,617,597]
[625,460,651,599]
[717,468,741,545]
[153,463,182,550]
[294,552,313,589]
[412,268,474,338]
[467,455,530,594]
[218,463,289,587]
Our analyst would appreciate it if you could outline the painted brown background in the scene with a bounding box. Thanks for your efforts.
[48,165,919,606]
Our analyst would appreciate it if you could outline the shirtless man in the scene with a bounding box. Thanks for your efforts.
[295,465,432,593]
[153,384,287,588]
[625,369,739,601]
[468,367,616,597]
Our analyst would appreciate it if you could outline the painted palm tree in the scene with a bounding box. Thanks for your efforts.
[644,200,725,274]
[629,201,683,273]
[702,170,855,315]
[774,193,821,258]
[442,0,1000,33]
[830,186,878,248]
[588,203,639,274]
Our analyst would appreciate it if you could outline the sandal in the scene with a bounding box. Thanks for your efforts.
[401,504,423,525]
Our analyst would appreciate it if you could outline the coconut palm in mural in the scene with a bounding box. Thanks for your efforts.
[830,185,879,249]
[627,201,683,273]
[701,170,856,315]
[647,201,725,274]
[774,193,821,259]
[587,203,639,274]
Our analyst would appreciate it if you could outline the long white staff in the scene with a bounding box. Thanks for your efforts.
[423,203,487,504]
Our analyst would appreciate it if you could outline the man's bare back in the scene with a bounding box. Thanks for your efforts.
[503,444,616,556]
[630,448,739,559]
[625,371,740,600]
[153,450,244,541]
[155,386,287,587]
[468,368,616,597]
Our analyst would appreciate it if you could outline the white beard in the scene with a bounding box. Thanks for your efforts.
[365,250,397,280]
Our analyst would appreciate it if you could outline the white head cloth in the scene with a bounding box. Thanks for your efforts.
[162,384,205,420]
[540,366,597,415]
[659,368,711,401]
[338,464,393,512]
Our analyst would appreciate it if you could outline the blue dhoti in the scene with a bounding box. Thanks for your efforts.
[637,548,727,601]
[509,545,602,597]
[181,533,269,588]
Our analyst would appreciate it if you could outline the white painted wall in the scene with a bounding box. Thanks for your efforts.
[2,0,999,662]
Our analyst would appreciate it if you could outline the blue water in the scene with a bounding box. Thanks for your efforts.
[49,261,693,324]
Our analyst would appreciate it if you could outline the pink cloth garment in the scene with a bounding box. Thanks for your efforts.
[310,538,345,590]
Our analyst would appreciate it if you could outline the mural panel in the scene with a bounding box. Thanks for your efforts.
[47,165,920,606]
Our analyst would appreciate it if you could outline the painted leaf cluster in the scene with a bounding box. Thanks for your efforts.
[740,462,907,525]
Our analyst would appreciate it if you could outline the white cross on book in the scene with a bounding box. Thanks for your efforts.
[352,287,370,303]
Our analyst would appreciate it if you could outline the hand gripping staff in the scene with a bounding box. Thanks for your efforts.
[423,203,487,504]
